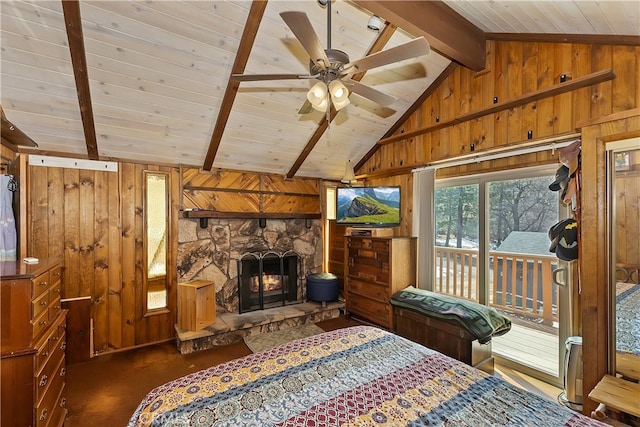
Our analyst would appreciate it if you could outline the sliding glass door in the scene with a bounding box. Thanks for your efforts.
[435,166,568,386]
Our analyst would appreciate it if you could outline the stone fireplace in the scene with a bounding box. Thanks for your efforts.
[177,218,322,314]
[237,251,301,313]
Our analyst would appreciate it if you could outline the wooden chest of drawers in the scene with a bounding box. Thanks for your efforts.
[1,258,67,427]
[344,236,416,329]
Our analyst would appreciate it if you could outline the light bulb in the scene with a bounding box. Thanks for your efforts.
[307,81,328,108]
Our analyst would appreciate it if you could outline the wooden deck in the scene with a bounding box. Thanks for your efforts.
[491,322,560,377]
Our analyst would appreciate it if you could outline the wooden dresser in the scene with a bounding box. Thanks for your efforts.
[344,236,416,329]
[1,258,67,427]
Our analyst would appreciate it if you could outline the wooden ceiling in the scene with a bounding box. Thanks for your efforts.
[1,1,638,180]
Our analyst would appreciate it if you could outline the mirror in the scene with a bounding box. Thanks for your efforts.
[608,139,640,380]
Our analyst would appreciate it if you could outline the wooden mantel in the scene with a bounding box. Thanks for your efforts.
[181,210,321,220]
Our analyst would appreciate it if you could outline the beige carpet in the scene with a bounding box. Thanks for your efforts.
[243,323,325,353]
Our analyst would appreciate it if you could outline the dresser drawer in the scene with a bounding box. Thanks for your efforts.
[36,343,64,403]
[32,309,50,340]
[49,281,62,303]
[48,384,67,427]
[48,296,62,322]
[347,238,389,252]
[36,356,65,427]
[32,290,50,320]
[31,271,51,299]
[347,294,391,328]
[347,278,388,302]
[50,266,62,286]
[348,260,389,283]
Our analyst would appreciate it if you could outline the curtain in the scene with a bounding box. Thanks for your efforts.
[0,174,17,261]
[412,168,435,290]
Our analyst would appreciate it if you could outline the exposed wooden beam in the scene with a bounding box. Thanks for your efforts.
[203,0,268,171]
[62,0,99,160]
[353,1,485,71]
[286,23,397,179]
[355,61,458,172]
[1,105,38,148]
[486,33,640,46]
[377,68,617,146]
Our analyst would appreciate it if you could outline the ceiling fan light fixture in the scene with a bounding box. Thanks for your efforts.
[341,160,357,184]
[307,81,328,110]
[329,80,350,110]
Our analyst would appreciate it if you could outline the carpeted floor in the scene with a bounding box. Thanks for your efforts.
[243,323,325,353]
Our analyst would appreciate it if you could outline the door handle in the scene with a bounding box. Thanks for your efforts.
[553,267,567,287]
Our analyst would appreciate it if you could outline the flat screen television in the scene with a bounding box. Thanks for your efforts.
[336,186,401,227]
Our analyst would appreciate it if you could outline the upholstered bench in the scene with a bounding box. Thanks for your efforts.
[391,286,512,374]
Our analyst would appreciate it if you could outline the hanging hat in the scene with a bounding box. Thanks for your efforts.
[548,218,574,252]
[549,165,570,192]
[555,218,578,261]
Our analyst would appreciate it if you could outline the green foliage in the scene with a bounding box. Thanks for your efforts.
[435,176,558,248]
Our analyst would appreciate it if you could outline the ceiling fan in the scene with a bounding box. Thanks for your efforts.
[232,3,430,114]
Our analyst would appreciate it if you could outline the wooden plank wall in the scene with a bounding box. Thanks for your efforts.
[357,41,639,235]
[182,168,321,214]
[28,161,179,353]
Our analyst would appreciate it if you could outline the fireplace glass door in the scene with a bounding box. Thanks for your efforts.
[238,253,299,313]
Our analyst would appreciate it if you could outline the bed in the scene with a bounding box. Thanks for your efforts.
[128,326,605,426]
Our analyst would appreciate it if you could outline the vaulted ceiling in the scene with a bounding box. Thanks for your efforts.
[1,1,638,180]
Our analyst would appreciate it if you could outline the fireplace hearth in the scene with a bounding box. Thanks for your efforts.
[237,251,301,313]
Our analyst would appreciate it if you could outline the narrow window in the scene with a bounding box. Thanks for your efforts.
[145,171,168,312]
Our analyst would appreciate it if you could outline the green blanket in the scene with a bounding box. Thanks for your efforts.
[391,286,511,344]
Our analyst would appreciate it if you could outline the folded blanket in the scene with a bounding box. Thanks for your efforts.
[391,286,511,344]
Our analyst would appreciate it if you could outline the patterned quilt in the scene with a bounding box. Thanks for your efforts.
[128,326,605,427]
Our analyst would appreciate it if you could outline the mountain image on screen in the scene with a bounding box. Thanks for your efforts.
[337,187,400,225]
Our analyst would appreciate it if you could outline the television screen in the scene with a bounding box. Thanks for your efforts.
[336,186,401,226]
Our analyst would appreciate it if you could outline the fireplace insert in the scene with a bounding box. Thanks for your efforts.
[237,251,300,313]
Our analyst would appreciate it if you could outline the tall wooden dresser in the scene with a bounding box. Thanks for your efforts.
[344,236,416,329]
[1,258,67,427]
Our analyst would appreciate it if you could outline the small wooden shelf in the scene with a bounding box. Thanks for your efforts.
[588,374,640,417]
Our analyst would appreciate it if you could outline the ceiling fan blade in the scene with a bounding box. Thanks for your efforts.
[344,80,396,107]
[232,73,316,82]
[298,100,314,114]
[343,37,430,74]
[280,11,329,70]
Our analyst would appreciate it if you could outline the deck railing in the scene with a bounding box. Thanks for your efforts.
[434,247,559,326]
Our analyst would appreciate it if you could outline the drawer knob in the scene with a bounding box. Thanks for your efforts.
[53,272,61,276]
[39,281,48,286]
[39,320,47,326]
[52,336,58,341]
[39,408,48,421]
[54,305,61,310]
[39,375,48,387]
[61,342,66,351]
[40,300,48,306]
[60,368,66,377]
[60,398,66,407]
[42,351,49,357]
[54,288,61,294]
